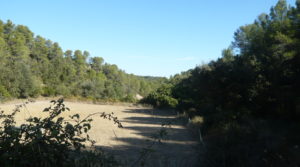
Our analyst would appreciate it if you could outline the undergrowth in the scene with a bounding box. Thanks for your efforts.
[0,98,122,167]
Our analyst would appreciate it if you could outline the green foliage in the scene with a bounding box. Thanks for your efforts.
[0,99,121,167]
[121,94,136,103]
[0,19,166,102]
[141,0,300,166]
[141,84,178,108]
[0,85,11,100]
[170,0,300,122]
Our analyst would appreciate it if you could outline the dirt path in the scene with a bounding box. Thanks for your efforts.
[0,100,200,167]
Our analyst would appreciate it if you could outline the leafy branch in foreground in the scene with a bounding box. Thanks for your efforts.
[0,98,122,167]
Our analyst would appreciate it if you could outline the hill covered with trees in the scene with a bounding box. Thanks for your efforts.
[142,0,300,166]
[0,20,166,101]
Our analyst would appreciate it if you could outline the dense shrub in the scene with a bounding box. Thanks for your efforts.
[140,84,178,108]
[121,94,137,103]
[0,85,11,101]
[142,1,300,166]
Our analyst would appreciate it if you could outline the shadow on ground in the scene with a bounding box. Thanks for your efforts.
[99,108,200,167]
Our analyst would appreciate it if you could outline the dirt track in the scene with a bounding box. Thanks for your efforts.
[0,100,199,167]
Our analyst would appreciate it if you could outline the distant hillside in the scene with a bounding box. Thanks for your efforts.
[0,20,166,101]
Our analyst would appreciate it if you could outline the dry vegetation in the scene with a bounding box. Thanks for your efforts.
[0,100,199,166]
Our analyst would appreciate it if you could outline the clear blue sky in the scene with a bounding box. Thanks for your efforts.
[0,0,296,77]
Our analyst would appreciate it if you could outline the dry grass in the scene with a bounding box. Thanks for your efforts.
[0,100,199,166]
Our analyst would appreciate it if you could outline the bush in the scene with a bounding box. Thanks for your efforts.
[56,84,71,97]
[121,94,136,103]
[42,86,56,96]
[140,92,178,108]
[201,119,300,167]
[0,85,11,101]
[0,99,122,167]
[140,84,178,108]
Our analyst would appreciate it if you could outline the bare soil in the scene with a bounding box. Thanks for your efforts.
[0,100,200,167]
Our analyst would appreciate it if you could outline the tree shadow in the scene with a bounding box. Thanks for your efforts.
[122,108,178,117]
[97,108,200,167]
[122,116,183,126]
[123,126,193,142]
[99,137,199,167]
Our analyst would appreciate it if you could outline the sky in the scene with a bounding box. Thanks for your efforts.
[0,0,296,77]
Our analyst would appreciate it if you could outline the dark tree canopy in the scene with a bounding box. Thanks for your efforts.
[142,1,300,166]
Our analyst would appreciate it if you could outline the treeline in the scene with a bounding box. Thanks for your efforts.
[142,0,300,166]
[0,20,166,101]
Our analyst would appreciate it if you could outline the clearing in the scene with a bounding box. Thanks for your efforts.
[0,100,199,167]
